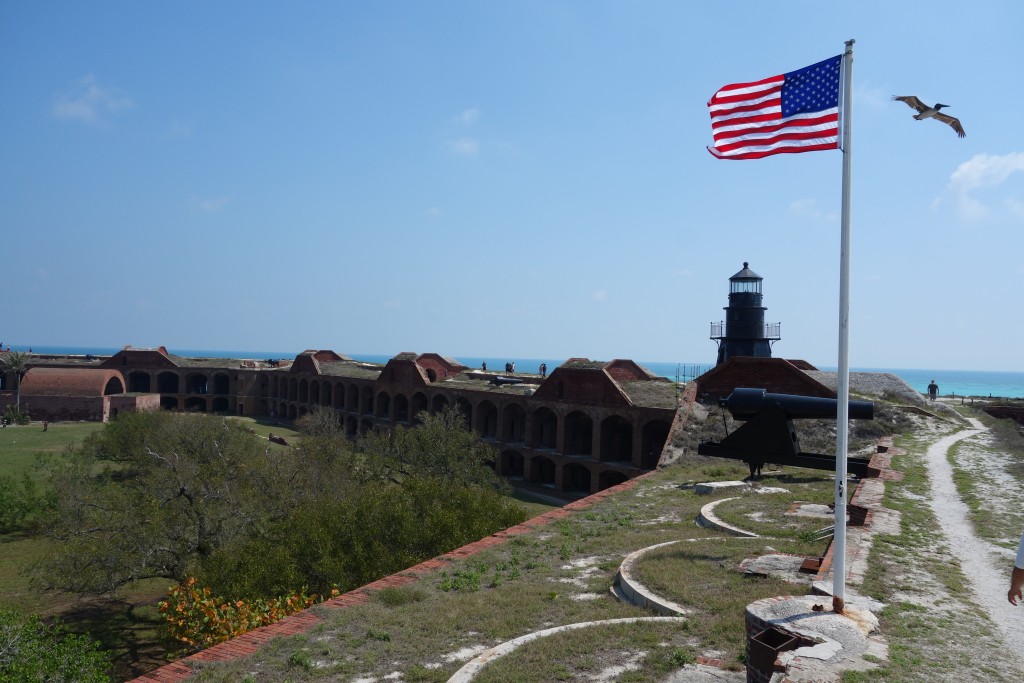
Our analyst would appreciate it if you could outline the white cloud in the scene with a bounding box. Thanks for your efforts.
[447,137,479,157]
[190,195,230,213]
[942,152,1024,221]
[457,106,480,124]
[788,198,836,222]
[52,74,133,126]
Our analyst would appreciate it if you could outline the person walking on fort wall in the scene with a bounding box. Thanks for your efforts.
[540,363,547,377]
[928,379,939,401]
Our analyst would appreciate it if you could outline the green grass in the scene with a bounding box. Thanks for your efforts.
[186,461,845,682]
[0,422,105,482]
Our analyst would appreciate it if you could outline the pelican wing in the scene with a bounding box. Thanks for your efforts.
[933,113,966,138]
[892,95,927,113]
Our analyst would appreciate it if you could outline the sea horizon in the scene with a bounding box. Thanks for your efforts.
[8,344,1024,400]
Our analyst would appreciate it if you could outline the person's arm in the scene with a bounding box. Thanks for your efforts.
[1010,531,1024,605]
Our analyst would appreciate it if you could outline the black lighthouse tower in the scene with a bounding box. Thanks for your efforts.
[710,262,781,365]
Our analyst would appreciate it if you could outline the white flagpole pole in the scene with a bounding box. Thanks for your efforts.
[833,38,855,615]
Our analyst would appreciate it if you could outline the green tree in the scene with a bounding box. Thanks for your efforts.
[36,411,307,594]
[356,405,506,489]
[0,350,29,414]
[0,473,40,533]
[0,608,110,682]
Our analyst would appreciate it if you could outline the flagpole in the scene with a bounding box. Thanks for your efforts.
[833,38,855,615]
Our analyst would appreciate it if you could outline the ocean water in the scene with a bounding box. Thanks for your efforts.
[10,345,1024,399]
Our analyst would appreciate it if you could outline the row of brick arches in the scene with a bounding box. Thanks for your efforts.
[270,387,670,469]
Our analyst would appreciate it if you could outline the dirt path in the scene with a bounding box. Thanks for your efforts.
[924,417,1024,662]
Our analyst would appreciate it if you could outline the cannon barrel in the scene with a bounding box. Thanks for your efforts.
[721,388,874,421]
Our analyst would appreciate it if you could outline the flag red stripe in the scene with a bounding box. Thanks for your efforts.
[712,112,838,141]
[708,141,838,160]
[710,129,838,154]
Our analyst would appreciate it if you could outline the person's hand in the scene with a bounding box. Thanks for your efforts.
[1010,586,1022,606]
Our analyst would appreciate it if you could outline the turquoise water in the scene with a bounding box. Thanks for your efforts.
[11,345,1024,399]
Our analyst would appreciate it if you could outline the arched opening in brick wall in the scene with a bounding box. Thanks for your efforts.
[346,415,358,436]
[103,376,125,395]
[426,369,437,382]
[411,392,427,423]
[599,470,628,490]
[128,371,151,393]
[212,397,229,413]
[476,400,498,438]
[454,397,472,429]
[431,394,449,414]
[641,419,671,468]
[530,455,556,485]
[502,403,526,443]
[288,378,298,401]
[501,450,524,477]
[185,397,207,412]
[394,394,409,423]
[530,407,557,449]
[347,384,359,410]
[376,391,391,419]
[359,417,373,435]
[271,376,279,398]
[212,373,230,395]
[299,406,308,418]
[564,411,593,456]
[186,373,208,395]
[309,381,320,405]
[321,382,331,406]
[259,376,268,398]
[160,396,178,410]
[157,372,179,394]
[334,382,345,409]
[360,386,373,415]
[288,404,297,420]
[600,415,633,463]
[563,463,592,492]
[299,379,309,403]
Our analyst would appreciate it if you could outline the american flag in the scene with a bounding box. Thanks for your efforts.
[707,55,841,160]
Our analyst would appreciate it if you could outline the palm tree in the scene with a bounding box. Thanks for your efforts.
[1,350,29,414]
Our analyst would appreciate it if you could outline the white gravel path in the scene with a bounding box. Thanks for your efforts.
[925,417,1024,663]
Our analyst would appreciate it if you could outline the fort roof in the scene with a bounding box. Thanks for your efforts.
[20,367,125,397]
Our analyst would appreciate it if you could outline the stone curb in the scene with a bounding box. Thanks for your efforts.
[697,497,759,537]
[613,541,689,616]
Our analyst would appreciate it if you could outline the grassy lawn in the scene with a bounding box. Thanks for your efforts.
[0,421,105,481]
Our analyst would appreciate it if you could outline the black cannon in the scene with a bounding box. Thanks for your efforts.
[697,388,874,477]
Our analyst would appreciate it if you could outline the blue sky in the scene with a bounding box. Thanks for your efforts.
[2,2,1022,371]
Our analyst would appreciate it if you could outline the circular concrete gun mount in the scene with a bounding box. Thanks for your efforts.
[746,595,886,680]
[445,617,688,682]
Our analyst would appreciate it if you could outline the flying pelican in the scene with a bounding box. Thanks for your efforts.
[892,96,966,138]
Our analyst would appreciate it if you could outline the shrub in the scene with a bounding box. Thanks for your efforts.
[0,473,40,533]
[0,608,110,682]
[158,577,333,649]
